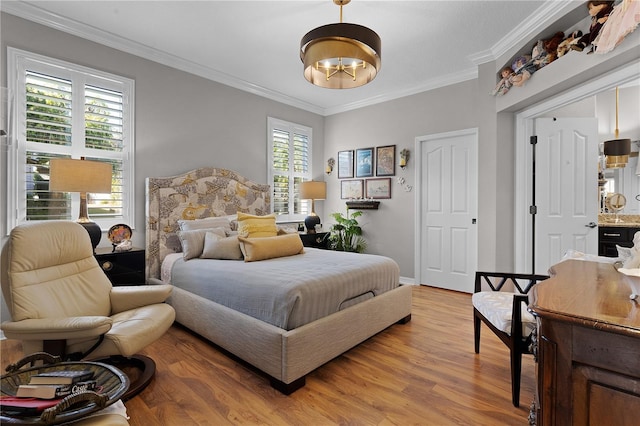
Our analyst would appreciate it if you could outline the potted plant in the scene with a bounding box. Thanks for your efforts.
[328,210,367,253]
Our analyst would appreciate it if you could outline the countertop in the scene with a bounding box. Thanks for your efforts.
[599,214,640,227]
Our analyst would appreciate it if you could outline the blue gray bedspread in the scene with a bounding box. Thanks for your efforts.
[169,248,400,330]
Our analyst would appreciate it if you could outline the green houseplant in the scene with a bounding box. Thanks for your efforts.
[329,210,367,253]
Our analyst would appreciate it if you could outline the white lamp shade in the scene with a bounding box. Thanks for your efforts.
[300,181,326,200]
[49,158,112,193]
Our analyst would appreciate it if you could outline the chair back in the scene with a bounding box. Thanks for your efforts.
[3,221,112,321]
[474,271,549,294]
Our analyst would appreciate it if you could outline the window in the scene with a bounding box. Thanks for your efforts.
[267,117,312,222]
[7,48,134,231]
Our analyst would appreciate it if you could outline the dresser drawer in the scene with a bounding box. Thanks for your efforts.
[598,227,640,257]
[599,227,630,243]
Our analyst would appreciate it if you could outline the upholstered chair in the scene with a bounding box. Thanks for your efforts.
[472,271,549,407]
[1,221,176,399]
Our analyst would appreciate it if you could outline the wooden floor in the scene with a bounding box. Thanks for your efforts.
[1,286,535,425]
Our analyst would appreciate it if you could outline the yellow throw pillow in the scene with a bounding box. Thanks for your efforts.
[238,233,304,262]
[236,212,277,238]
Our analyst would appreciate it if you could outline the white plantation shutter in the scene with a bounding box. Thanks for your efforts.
[25,71,72,147]
[268,118,312,221]
[7,48,134,229]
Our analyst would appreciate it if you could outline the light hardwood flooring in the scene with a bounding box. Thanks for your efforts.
[1,285,535,425]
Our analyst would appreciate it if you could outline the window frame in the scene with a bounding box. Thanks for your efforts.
[6,47,135,233]
[267,117,312,223]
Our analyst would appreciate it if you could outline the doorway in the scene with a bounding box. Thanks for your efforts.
[514,62,640,273]
[533,117,599,274]
[415,128,478,293]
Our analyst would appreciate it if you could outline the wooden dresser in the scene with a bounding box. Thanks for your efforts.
[530,260,640,425]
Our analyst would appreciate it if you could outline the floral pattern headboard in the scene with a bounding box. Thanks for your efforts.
[145,168,271,279]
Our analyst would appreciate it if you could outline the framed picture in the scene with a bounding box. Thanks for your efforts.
[338,150,354,179]
[365,178,391,199]
[355,147,374,178]
[341,179,364,199]
[376,145,396,176]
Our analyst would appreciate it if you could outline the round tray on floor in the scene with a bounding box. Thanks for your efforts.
[1,353,129,425]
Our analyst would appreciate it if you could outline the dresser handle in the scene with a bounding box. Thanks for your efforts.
[603,233,621,237]
[101,261,113,272]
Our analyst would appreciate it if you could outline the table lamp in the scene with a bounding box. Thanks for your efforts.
[300,181,326,234]
[49,157,112,251]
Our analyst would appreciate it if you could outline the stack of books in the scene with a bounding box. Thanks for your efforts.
[0,370,98,415]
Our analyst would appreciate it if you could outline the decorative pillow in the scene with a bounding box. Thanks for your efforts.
[221,214,238,231]
[177,227,226,260]
[236,212,277,238]
[277,225,298,235]
[178,217,232,233]
[617,245,634,264]
[201,232,243,260]
[238,233,304,262]
[620,246,640,269]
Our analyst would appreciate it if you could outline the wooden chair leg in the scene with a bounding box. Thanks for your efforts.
[473,311,481,354]
[510,349,522,407]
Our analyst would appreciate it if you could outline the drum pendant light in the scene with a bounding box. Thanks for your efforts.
[604,87,631,169]
[300,0,381,89]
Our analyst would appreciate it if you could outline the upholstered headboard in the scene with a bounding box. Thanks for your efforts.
[145,168,271,279]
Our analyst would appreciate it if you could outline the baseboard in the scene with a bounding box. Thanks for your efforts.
[399,276,415,285]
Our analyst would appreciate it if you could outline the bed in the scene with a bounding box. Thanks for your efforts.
[145,167,412,393]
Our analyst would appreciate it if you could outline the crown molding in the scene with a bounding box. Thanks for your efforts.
[1,1,326,115]
[468,49,494,67]
[3,1,578,117]
[470,0,582,65]
[324,68,478,116]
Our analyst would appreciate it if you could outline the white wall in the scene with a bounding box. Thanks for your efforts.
[1,8,638,323]
[0,13,325,324]
[324,80,481,280]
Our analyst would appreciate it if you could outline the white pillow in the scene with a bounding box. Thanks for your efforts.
[178,217,232,233]
[201,232,243,260]
[617,245,634,265]
[220,214,238,231]
[621,247,640,269]
[177,227,226,260]
[277,225,298,235]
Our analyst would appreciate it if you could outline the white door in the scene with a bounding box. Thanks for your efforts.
[534,117,599,274]
[418,129,478,292]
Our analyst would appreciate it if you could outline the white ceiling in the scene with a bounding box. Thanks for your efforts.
[3,1,575,115]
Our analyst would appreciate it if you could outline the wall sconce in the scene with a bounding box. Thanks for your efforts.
[399,149,410,169]
[326,157,335,175]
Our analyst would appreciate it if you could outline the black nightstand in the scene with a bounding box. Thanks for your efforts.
[94,247,145,285]
[299,232,330,249]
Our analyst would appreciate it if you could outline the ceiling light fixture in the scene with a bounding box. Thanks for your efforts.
[300,0,381,89]
[604,86,631,169]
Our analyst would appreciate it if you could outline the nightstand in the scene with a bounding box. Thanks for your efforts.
[94,247,145,285]
[299,232,330,249]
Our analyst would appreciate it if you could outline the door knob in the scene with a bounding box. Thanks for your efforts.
[585,222,597,228]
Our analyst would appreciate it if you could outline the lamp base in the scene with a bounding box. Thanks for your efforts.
[304,215,321,234]
[79,221,102,252]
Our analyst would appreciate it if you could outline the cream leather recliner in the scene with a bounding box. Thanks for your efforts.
[1,221,176,399]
